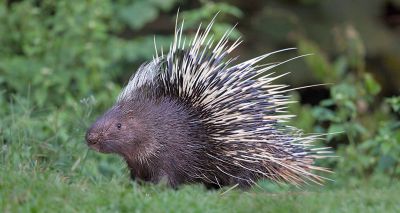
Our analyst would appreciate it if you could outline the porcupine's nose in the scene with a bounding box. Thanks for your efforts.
[86,131,100,145]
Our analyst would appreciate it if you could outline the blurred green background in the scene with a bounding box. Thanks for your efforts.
[1,0,400,212]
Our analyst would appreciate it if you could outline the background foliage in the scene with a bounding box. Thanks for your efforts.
[1,0,400,211]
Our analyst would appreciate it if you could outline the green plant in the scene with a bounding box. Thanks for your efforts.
[296,25,400,179]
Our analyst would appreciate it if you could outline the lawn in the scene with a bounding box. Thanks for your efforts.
[1,154,399,212]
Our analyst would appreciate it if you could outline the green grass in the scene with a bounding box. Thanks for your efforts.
[1,154,400,212]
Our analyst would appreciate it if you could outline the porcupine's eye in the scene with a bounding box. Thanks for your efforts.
[116,123,122,130]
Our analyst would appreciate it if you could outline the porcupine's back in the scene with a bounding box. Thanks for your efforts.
[90,17,331,188]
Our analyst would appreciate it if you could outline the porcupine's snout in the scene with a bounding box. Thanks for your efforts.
[86,130,100,146]
[85,126,106,153]
[85,111,121,153]
[85,118,104,147]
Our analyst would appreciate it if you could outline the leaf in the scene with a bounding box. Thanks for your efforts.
[377,156,396,171]
[364,73,381,96]
[297,39,336,82]
[331,83,357,101]
[118,1,158,30]
[327,124,345,141]
[148,0,178,11]
[181,2,243,26]
[312,106,336,122]
[386,96,400,113]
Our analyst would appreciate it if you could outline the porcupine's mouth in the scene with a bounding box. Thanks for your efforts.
[86,138,115,154]
[86,139,101,151]
[87,142,101,152]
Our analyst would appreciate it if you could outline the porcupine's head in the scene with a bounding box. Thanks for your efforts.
[86,16,332,186]
[85,62,163,158]
[85,101,144,155]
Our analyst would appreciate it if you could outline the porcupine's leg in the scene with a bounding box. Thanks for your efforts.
[128,168,151,185]
[126,159,155,185]
[151,169,178,188]
[204,183,220,189]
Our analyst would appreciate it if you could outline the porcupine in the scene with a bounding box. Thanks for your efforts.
[85,17,331,189]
